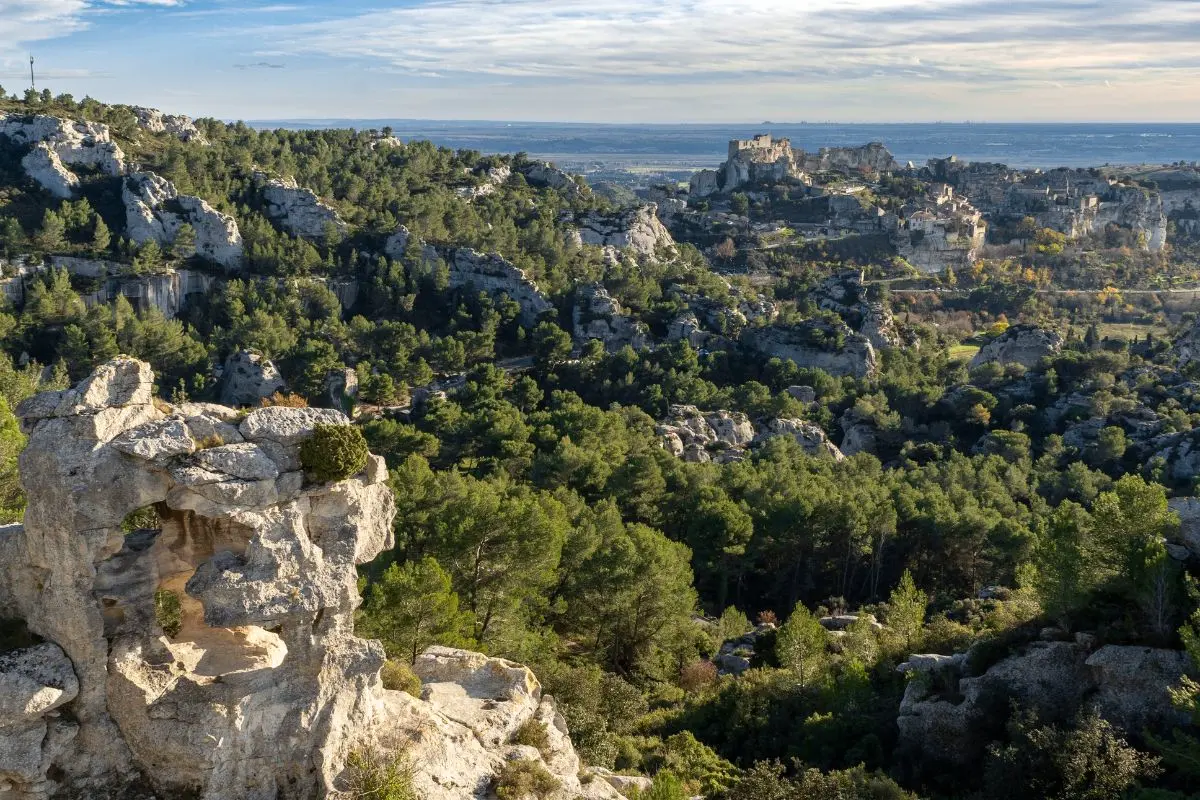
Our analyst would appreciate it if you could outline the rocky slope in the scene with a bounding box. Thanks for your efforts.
[0,359,626,800]
[123,172,244,270]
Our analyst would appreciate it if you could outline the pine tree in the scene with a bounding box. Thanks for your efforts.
[171,223,196,261]
[91,216,111,255]
[36,209,66,253]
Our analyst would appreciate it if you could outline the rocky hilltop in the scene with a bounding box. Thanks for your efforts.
[0,359,626,800]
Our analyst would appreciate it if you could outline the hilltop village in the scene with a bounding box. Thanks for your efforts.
[2,94,1200,800]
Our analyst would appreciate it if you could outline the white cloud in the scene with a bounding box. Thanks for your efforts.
[0,0,185,49]
[264,0,1200,87]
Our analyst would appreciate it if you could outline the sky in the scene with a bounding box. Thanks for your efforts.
[1,0,1198,123]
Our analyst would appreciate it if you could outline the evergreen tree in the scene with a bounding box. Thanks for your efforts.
[358,556,473,663]
[36,209,66,252]
[91,215,111,255]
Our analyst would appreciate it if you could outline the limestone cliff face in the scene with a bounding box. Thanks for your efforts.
[743,323,878,379]
[0,115,125,199]
[254,173,348,241]
[386,226,554,326]
[897,640,1189,770]
[123,172,244,270]
[568,205,677,260]
[0,360,623,800]
[573,284,648,351]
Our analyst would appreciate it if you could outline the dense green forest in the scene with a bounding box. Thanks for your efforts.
[2,90,1200,800]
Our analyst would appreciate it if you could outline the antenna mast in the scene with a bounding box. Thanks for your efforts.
[29,56,35,92]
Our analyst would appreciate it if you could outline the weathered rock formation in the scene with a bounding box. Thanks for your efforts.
[130,107,206,144]
[743,323,878,379]
[254,173,348,240]
[456,164,511,201]
[970,325,1064,370]
[573,285,648,351]
[568,205,677,260]
[0,115,125,199]
[518,162,586,200]
[218,351,286,407]
[657,405,843,464]
[897,640,1189,770]
[123,172,244,270]
[0,359,623,799]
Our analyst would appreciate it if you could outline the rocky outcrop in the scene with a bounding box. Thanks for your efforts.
[743,323,878,379]
[129,107,206,144]
[1168,496,1200,559]
[254,173,347,240]
[123,172,244,270]
[456,164,510,201]
[897,640,1190,769]
[218,351,286,407]
[518,162,586,200]
[756,418,845,460]
[0,114,125,198]
[1176,319,1200,369]
[573,285,648,351]
[447,249,553,325]
[569,205,677,260]
[0,359,623,799]
[657,406,842,464]
[970,325,1064,370]
[384,226,552,326]
[399,647,624,800]
[802,143,899,176]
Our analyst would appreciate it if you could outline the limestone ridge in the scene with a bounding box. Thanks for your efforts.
[0,359,624,800]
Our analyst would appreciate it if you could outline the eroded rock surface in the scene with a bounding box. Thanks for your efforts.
[0,359,622,800]
[0,114,125,198]
[123,172,244,270]
[970,325,1064,370]
[254,173,348,240]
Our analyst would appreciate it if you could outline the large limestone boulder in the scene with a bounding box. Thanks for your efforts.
[218,350,285,407]
[123,172,243,270]
[897,639,1191,772]
[254,172,348,240]
[130,107,206,144]
[755,418,845,460]
[970,325,1063,370]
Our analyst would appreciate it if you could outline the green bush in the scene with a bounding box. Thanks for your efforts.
[512,720,552,758]
[300,424,370,483]
[494,759,559,800]
[154,589,183,638]
[380,659,422,697]
[342,748,417,800]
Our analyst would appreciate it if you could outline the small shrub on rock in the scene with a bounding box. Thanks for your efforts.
[380,659,421,697]
[260,392,308,408]
[512,719,552,758]
[300,424,369,483]
[342,747,417,800]
[154,589,183,638]
[494,759,559,800]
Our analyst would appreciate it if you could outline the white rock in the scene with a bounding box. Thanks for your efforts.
[123,172,244,270]
[255,172,348,239]
[239,406,350,446]
[193,442,280,481]
[218,350,285,407]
